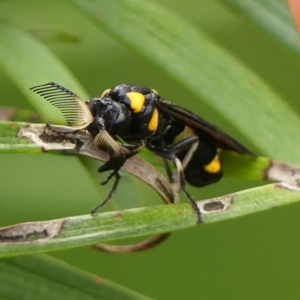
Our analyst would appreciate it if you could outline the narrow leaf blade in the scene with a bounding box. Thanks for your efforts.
[0,183,300,257]
[0,23,89,122]
[219,0,300,54]
[0,255,151,300]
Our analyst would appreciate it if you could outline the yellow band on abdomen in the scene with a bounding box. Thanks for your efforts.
[204,154,221,173]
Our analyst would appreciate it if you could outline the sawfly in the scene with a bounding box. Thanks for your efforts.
[31,82,254,222]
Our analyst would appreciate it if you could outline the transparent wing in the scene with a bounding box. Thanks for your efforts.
[30,82,93,129]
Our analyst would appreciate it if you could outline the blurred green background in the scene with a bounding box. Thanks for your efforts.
[1,0,300,299]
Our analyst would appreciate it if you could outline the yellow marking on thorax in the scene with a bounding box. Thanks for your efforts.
[204,154,221,173]
[126,92,145,113]
[148,108,159,131]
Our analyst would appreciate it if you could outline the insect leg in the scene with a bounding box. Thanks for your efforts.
[162,135,199,183]
[100,170,117,185]
[180,139,199,170]
[93,131,145,213]
[162,158,175,183]
[93,143,143,214]
[91,171,121,214]
[149,146,202,223]
[173,157,201,222]
[167,135,199,167]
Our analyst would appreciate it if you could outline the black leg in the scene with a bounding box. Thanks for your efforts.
[91,171,121,214]
[100,171,117,185]
[149,136,203,223]
[173,158,202,223]
[162,158,175,183]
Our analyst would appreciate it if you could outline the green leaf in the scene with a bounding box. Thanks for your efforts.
[0,121,41,153]
[0,255,151,300]
[0,183,300,257]
[0,22,89,123]
[221,151,270,180]
[70,0,300,164]
[217,0,300,54]
[2,120,299,186]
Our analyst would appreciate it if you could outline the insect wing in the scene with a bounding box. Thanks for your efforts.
[156,100,253,155]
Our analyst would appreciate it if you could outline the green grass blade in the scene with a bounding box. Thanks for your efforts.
[0,255,151,300]
[69,0,300,164]
[217,0,300,54]
[0,23,89,122]
[1,120,298,185]
[0,121,42,153]
[221,151,270,180]
[0,183,300,257]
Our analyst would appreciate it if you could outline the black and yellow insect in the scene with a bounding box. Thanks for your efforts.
[31,82,254,221]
